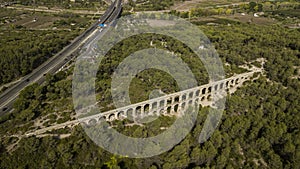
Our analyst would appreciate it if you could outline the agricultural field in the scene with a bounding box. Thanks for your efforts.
[1,9,299,169]
[1,0,108,10]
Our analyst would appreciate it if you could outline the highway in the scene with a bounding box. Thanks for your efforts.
[0,0,122,115]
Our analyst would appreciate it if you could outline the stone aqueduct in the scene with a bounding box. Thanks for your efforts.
[79,71,257,125]
[27,71,258,136]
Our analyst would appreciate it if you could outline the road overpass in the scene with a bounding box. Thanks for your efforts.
[0,0,122,115]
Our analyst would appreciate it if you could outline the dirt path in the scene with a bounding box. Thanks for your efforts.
[171,0,249,11]
[172,0,205,10]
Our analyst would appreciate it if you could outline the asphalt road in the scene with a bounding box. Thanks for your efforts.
[0,0,122,116]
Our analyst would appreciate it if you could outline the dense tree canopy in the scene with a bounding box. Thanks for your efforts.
[0,5,299,169]
[0,30,79,85]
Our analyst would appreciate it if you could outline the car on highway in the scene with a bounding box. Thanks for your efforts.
[98,23,107,28]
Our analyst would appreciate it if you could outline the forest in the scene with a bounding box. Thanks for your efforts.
[0,29,80,85]
[0,7,96,88]
[0,12,299,168]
